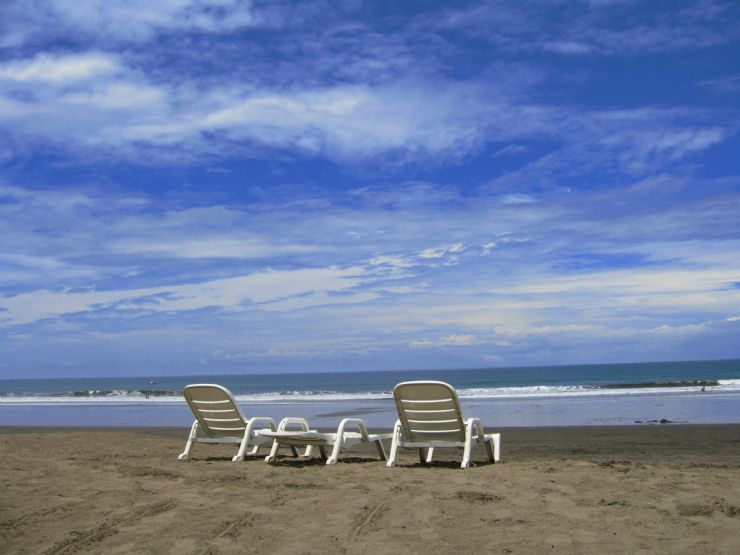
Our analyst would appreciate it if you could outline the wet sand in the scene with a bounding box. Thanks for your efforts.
[2,425,739,554]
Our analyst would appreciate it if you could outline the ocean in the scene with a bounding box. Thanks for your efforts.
[1,359,739,428]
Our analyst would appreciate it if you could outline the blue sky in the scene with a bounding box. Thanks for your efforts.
[1,0,739,378]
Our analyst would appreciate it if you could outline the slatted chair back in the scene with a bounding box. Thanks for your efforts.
[183,384,247,438]
[393,381,466,443]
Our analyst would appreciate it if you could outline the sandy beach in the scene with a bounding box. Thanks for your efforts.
[2,425,739,554]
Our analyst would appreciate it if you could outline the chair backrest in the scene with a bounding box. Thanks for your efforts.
[393,381,466,442]
[183,384,247,438]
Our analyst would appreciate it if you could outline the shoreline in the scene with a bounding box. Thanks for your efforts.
[3,388,739,428]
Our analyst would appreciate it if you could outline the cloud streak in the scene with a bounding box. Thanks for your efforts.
[0,266,369,325]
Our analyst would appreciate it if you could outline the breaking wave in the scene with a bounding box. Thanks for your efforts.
[1,379,739,405]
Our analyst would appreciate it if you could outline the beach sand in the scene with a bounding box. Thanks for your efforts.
[2,425,739,554]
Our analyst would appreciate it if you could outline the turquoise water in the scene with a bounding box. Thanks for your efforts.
[1,360,739,427]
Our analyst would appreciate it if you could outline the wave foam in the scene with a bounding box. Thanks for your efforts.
[2,380,739,405]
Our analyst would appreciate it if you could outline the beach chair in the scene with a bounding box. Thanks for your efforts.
[259,417,392,465]
[178,384,277,462]
[387,381,501,469]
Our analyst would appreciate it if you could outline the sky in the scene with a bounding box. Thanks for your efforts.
[1,0,739,379]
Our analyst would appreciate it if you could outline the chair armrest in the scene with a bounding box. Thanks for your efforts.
[336,418,369,440]
[277,417,311,432]
[466,418,487,441]
[246,417,277,431]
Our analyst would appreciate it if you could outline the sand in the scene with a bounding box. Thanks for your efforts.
[2,425,739,554]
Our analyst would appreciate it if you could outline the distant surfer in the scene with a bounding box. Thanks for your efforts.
[700,385,706,393]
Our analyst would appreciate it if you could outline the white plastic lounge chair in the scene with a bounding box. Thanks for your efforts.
[178,384,277,462]
[259,417,392,465]
[387,380,501,469]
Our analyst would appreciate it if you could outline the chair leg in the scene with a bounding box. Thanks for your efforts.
[264,439,280,463]
[483,437,495,463]
[462,430,474,469]
[385,420,401,468]
[425,447,434,463]
[233,427,252,462]
[386,427,400,467]
[492,434,501,462]
[374,439,387,461]
[327,436,344,465]
[318,445,328,460]
[418,448,427,464]
[178,421,199,461]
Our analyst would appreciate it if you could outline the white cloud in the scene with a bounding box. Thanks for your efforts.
[492,144,529,157]
[430,0,740,56]
[0,71,520,162]
[495,324,602,336]
[13,0,260,43]
[602,126,727,172]
[62,82,166,109]
[409,334,478,348]
[367,255,416,270]
[111,238,318,259]
[264,290,382,312]
[0,53,171,150]
[543,41,593,54]
[441,334,477,345]
[481,242,497,255]
[0,266,368,325]
[0,253,67,271]
[418,243,465,259]
[0,52,120,82]
[191,82,494,160]
[501,194,535,205]
[1,175,739,372]
[0,184,97,209]
[501,268,740,299]
[651,322,709,334]
[699,73,740,92]
[0,46,731,173]
[408,338,434,348]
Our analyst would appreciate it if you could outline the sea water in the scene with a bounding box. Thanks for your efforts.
[1,360,739,427]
